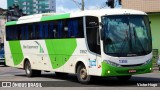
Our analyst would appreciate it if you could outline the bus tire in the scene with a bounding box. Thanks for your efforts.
[3,62,7,67]
[77,64,91,84]
[25,61,41,77]
[117,75,131,81]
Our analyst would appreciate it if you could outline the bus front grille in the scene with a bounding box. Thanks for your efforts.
[121,64,143,67]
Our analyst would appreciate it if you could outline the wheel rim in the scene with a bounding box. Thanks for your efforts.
[80,68,87,80]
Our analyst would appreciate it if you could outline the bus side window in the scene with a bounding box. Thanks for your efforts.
[49,22,54,39]
[54,21,59,38]
[68,19,77,38]
[6,27,11,41]
[32,24,36,39]
[28,24,33,39]
[64,26,68,38]
[39,23,44,39]
[13,26,18,40]
[44,23,49,39]
[67,18,84,38]
[25,25,29,40]
[20,25,26,40]
[35,24,39,39]
[63,20,68,38]
[77,17,84,38]
[58,21,63,38]
[17,25,21,40]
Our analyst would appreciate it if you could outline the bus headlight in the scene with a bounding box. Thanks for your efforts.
[143,59,152,65]
[104,60,121,67]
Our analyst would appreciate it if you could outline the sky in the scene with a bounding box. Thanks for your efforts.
[0,0,120,13]
[0,0,7,9]
[56,0,110,13]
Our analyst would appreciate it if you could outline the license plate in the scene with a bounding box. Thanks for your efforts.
[128,70,136,73]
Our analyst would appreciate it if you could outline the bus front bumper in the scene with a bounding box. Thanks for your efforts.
[101,61,152,77]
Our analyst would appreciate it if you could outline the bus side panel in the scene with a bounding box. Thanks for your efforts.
[9,41,24,65]
[5,41,24,68]
[45,39,77,72]
[64,39,102,76]
[5,41,15,67]
[63,39,89,74]
[20,40,52,71]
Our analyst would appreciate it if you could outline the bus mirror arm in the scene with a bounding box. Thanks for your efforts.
[101,29,104,40]
[100,22,104,40]
[100,22,103,27]
[97,29,100,45]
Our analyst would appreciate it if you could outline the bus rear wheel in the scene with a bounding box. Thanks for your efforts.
[77,64,91,84]
[25,61,41,77]
[117,75,131,81]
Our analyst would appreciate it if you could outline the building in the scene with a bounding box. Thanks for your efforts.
[0,8,7,44]
[0,19,5,44]
[122,0,160,12]
[7,0,56,15]
[0,8,7,15]
[122,0,160,57]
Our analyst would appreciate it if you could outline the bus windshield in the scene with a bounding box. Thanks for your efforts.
[102,15,152,57]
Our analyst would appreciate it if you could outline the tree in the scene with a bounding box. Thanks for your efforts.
[106,0,114,8]
[7,4,26,21]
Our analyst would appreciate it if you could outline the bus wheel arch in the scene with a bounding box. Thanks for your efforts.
[75,61,85,73]
[23,58,41,77]
[23,58,30,69]
[75,61,91,84]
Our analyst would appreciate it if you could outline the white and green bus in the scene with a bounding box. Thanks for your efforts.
[5,9,152,83]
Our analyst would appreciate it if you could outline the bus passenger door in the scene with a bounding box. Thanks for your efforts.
[85,16,101,75]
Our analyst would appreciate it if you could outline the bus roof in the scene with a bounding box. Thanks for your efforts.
[6,9,146,26]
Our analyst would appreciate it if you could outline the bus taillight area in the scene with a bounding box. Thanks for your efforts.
[101,60,152,77]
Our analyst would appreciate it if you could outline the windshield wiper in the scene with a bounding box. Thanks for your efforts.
[133,28,146,53]
[118,31,130,57]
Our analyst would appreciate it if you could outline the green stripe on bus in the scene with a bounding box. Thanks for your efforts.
[101,61,152,76]
[45,39,77,69]
[41,13,70,21]
[6,21,17,26]
[9,41,24,65]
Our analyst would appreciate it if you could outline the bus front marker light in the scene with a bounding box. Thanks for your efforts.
[107,71,110,74]
[150,68,152,70]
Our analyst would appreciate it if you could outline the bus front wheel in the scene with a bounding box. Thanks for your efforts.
[25,61,41,77]
[77,64,91,84]
[117,75,131,81]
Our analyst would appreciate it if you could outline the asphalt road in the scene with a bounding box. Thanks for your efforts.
[0,65,160,90]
